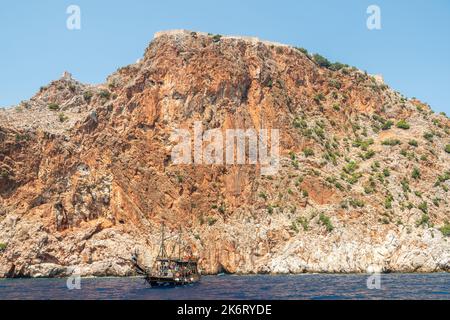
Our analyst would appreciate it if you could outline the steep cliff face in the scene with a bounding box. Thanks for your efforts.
[0,31,449,277]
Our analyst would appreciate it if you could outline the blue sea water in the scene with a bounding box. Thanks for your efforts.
[0,274,448,300]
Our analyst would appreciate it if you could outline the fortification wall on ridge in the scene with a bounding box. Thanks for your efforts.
[154,30,291,48]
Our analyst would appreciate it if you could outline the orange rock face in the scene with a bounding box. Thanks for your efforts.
[0,31,449,277]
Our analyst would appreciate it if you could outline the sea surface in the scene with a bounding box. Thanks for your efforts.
[0,273,448,300]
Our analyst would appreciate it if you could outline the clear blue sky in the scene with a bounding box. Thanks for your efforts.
[1,0,449,114]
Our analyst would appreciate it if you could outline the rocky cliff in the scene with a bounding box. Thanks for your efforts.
[0,30,449,278]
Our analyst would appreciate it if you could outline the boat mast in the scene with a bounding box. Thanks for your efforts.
[158,222,168,259]
[178,227,182,260]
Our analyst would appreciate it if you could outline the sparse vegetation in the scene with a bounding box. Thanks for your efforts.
[381,120,394,130]
[312,54,331,68]
[0,169,9,179]
[361,150,375,160]
[98,90,111,100]
[353,138,374,150]
[319,213,334,232]
[296,217,309,231]
[396,120,410,130]
[408,140,418,147]
[418,202,428,214]
[343,161,358,174]
[440,221,450,237]
[290,222,299,233]
[423,132,434,142]
[416,213,430,227]
[15,133,30,142]
[329,62,348,71]
[381,139,401,146]
[207,217,217,226]
[293,117,307,129]
[218,204,226,215]
[385,194,394,209]
[58,113,68,123]
[212,34,222,43]
[401,179,410,193]
[303,148,314,157]
[328,79,341,89]
[295,47,308,55]
[412,167,421,180]
[349,198,365,208]
[83,91,93,103]
[48,103,60,111]
[314,93,326,103]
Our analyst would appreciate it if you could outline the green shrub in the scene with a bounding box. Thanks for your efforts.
[381,139,401,146]
[212,34,222,42]
[0,243,6,252]
[361,150,375,160]
[259,192,267,200]
[401,179,410,193]
[295,47,308,55]
[328,79,341,89]
[58,113,68,123]
[303,148,314,157]
[382,120,394,130]
[293,117,307,129]
[408,140,418,147]
[297,217,309,231]
[207,217,217,226]
[314,93,326,103]
[83,91,93,102]
[445,145,450,154]
[423,132,434,142]
[218,204,226,215]
[15,133,30,142]
[313,54,331,68]
[98,90,111,100]
[0,168,10,179]
[385,195,394,209]
[329,62,348,71]
[416,214,430,227]
[48,103,60,111]
[319,213,334,232]
[418,202,428,214]
[440,222,450,236]
[412,167,421,179]
[396,120,410,130]
[349,198,365,208]
[313,126,325,140]
[353,138,374,150]
[383,168,391,177]
[290,222,299,233]
[343,161,358,174]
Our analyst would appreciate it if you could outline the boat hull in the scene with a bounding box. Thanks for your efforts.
[147,275,200,287]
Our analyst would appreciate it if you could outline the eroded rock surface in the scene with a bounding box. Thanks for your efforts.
[0,31,449,277]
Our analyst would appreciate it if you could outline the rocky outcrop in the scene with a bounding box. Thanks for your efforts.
[0,30,449,277]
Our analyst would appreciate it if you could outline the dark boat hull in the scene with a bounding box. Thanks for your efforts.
[147,275,200,287]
